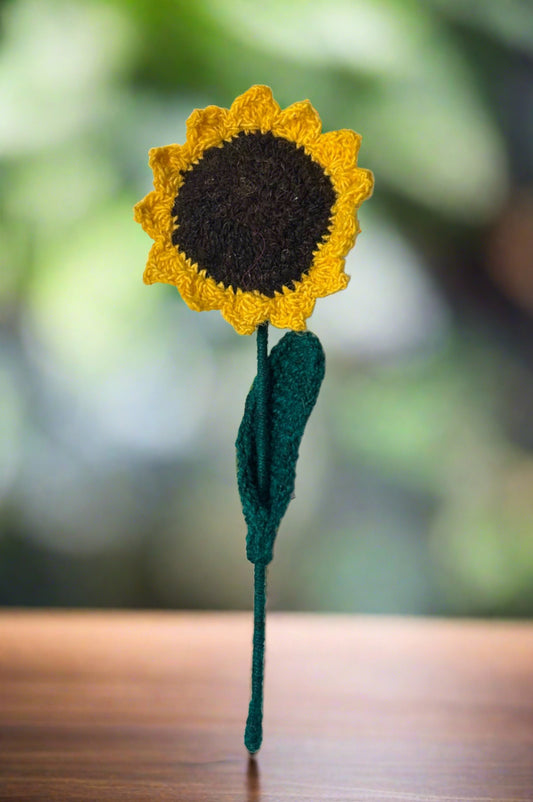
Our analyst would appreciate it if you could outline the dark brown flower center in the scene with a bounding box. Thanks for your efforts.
[172,131,336,296]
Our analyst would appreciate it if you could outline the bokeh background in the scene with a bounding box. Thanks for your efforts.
[1,0,533,615]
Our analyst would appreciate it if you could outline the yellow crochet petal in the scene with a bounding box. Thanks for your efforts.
[134,191,174,239]
[222,291,271,335]
[143,239,180,285]
[145,242,223,313]
[272,99,322,146]
[186,105,234,154]
[308,129,361,173]
[324,197,358,255]
[268,287,314,331]
[352,167,374,204]
[309,132,373,201]
[307,251,350,295]
[228,85,281,132]
[178,266,223,313]
[134,191,159,239]
[148,144,190,193]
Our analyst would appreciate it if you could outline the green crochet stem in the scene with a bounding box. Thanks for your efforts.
[255,323,270,506]
[237,325,325,755]
[245,323,269,755]
[245,562,266,754]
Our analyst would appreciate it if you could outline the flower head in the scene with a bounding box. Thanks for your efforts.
[134,85,373,335]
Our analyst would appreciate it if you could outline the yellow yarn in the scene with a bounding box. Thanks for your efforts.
[134,85,373,335]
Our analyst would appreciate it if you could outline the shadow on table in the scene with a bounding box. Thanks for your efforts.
[247,756,261,802]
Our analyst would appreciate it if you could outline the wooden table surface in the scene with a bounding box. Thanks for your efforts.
[0,612,532,801]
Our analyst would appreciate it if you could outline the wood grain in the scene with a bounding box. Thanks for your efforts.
[0,611,532,801]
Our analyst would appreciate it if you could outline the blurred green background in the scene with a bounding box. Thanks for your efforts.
[1,0,533,615]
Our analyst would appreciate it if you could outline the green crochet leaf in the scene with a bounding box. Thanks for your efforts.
[236,330,325,565]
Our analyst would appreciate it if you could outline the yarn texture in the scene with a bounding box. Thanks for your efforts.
[237,327,325,753]
[237,329,325,565]
[134,84,373,335]
[134,84,373,756]
[172,131,336,296]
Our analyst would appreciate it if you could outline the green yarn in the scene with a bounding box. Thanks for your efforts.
[244,562,266,754]
[255,323,270,506]
[237,328,326,566]
[244,325,269,754]
[237,326,326,754]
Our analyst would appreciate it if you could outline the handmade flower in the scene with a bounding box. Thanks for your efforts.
[135,85,373,755]
[134,84,373,335]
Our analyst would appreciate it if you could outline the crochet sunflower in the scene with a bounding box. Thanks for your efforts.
[134,84,373,335]
[135,85,373,756]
